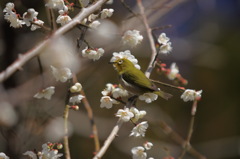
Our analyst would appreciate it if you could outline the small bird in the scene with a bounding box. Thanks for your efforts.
[110,58,172,100]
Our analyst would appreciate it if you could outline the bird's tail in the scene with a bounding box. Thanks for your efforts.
[154,90,173,100]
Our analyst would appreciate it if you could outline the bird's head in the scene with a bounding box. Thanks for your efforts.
[110,58,135,74]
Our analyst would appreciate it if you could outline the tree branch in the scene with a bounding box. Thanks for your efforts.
[0,0,108,83]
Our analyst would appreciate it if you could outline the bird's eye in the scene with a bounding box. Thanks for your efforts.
[118,60,123,64]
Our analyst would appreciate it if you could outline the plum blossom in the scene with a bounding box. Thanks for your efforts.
[34,86,55,100]
[167,63,179,80]
[131,146,147,159]
[130,121,148,137]
[139,93,158,103]
[122,30,143,47]
[3,3,24,28]
[100,96,119,109]
[56,10,72,26]
[158,33,172,54]
[116,107,134,122]
[143,142,153,150]
[82,47,104,61]
[69,95,85,104]
[130,107,146,123]
[181,89,202,102]
[100,8,114,19]
[70,83,82,93]
[50,65,72,82]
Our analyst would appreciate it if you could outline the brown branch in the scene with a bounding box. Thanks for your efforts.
[63,104,71,159]
[93,119,123,159]
[81,89,101,153]
[136,0,158,78]
[159,120,206,159]
[0,0,109,83]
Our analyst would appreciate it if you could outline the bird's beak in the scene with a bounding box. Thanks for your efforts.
[108,61,116,64]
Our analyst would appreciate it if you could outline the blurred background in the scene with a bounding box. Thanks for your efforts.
[0,0,240,159]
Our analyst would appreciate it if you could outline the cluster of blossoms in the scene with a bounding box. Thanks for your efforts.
[24,142,63,159]
[100,83,128,109]
[3,3,44,30]
[116,107,148,137]
[156,62,188,85]
[157,33,172,54]
[131,141,153,159]
[122,30,144,47]
[81,8,114,29]
[181,89,202,102]
[82,47,105,61]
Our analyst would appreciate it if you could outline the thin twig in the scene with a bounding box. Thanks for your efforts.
[178,100,198,159]
[0,0,109,83]
[72,74,100,154]
[93,119,124,159]
[63,104,71,159]
[119,0,138,17]
[136,0,158,78]
[81,89,101,153]
[159,120,206,159]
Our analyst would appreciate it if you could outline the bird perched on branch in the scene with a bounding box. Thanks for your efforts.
[110,58,172,100]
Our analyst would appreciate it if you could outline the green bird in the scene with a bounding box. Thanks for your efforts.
[110,58,172,100]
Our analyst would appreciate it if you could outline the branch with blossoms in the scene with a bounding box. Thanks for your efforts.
[0,0,206,159]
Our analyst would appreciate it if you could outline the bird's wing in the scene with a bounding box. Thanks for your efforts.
[121,69,156,92]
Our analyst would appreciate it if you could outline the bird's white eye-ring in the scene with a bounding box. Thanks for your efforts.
[118,60,123,64]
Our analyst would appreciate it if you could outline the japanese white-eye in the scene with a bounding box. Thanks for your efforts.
[110,58,172,100]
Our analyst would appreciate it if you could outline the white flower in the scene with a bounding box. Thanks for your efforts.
[45,0,66,10]
[4,12,25,28]
[101,83,115,96]
[23,151,37,159]
[81,18,87,25]
[144,142,153,150]
[70,83,82,93]
[122,30,143,47]
[167,63,179,80]
[130,107,146,123]
[82,47,104,61]
[88,14,98,22]
[56,10,72,26]
[116,108,134,122]
[69,95,85,104]
[89,20,101,29]
[34,86,55,100]
[159,42,172,54]
[31,19,44,31]
[110,50,141,69]
[139,93,158,103]
[100,96,118,109]
[181,89,202,102]
[0,152,9,159]
[3,3,14,14]
[40,143,63,159]
[158,33,170,45]
[130,121,148,137]
[50,65,72,82]
[23,8,39,26]
[100,8,114,19]
[131,146,147,159]
[112,87,128,98]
